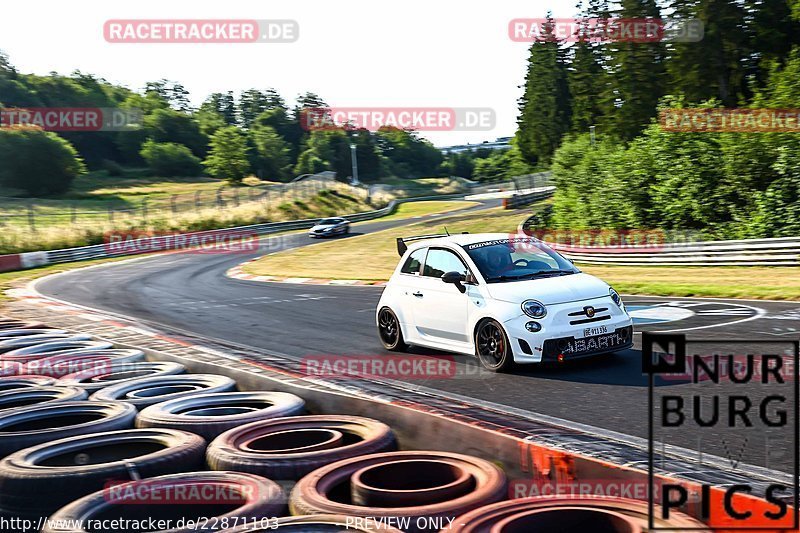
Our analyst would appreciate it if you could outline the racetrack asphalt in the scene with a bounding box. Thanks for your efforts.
[35,202,800,475]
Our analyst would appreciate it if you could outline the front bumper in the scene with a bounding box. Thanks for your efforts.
[540,325,633,362]
[502,297,633,363]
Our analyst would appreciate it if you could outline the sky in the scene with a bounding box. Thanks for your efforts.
[2,0,570,146]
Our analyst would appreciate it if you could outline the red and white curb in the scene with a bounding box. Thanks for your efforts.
[226,258,387,287]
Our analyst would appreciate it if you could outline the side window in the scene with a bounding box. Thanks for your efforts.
[422,248,467,278]
[400,248,426,275]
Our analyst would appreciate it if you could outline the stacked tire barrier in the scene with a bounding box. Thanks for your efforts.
[0,316,711,532]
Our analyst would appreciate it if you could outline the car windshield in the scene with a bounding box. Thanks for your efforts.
[463,237,579,282]
[318,218,340,225]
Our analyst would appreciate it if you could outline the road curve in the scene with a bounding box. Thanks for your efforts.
[35,205,800,472]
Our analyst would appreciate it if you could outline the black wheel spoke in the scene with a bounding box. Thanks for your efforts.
[379,310,398,345]
[477,322,506,367]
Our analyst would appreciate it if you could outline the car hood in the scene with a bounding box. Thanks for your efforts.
[485,273,610,305]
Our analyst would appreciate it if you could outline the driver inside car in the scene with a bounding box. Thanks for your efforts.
[484,247,513,276]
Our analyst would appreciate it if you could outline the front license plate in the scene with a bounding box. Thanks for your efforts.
[583,325,608,337]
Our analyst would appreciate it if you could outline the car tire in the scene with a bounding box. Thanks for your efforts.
[58,361,186,392]
[0,335,96,355]
[0,385,88,411]
[0,428,206,520]
[0,329,67,338]
[0,320,49,331]
[136,391,306,440]
[90,374,237,409]
[377,307,408,352]
[0,376,56,391]
[288,451,506,532]
[475,319,514,372]
[42,471,285,533]
[207,415,396,480]
[0,401,136,457]
[22,349,146,377]
[1,340,113,362]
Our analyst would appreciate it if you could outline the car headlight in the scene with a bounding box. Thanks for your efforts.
[609,287,624,308]
[522,300,547,319]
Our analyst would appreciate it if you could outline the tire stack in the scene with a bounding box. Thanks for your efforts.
[0,317,711,532]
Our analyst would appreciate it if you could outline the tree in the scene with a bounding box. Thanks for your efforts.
[601,0,665,140]
[239,89,269,129]
[194,103,227,138]
[0,50,14,76]
[443,152,475,179]
[568,38,603,133]
[516,13,571,164]
[144,108,208,157]
[203,126,250,183]
[375,127,442,178]
[145,80,191,111]
[0,127,86,196]
[294,150,328,175]
[252,106,303,160]
[473,152,510,182]
[249,124,291,181]
[203,92,237,125]
[239,88,286,128]
[140,139,202,177]
[667,0,751,107]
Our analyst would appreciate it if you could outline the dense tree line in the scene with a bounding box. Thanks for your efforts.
[516,0,800,237]
[0,52,459,195]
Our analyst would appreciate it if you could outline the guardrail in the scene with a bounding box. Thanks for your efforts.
[519,217,800,266]
[0,193,468,273]
[504,187,555,208]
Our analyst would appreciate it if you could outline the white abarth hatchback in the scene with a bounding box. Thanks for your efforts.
[376,233,633,371]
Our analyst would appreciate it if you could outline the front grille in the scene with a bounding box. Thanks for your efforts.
[568,306,609,325]
[570,315,611,325]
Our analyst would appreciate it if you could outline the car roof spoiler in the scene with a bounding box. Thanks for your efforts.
[396,233,463,256]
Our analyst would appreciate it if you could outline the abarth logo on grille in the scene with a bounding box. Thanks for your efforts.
[584,306,596,318]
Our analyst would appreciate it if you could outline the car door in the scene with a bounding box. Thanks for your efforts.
[391,247,427,339]
[411,247,471,344]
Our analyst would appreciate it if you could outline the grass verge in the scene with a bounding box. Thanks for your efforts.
[0,200,480,304]
[1,186,384,254]
[244,206,538,281]
[245,204,800,300]
[363,200,478,223]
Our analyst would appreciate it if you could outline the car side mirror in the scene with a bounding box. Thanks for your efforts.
[442,271,467,293]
